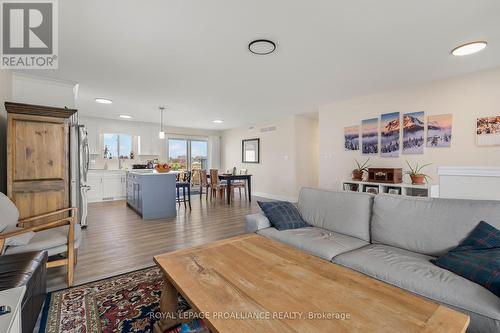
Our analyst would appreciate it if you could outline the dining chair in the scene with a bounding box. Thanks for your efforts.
[176,171,192,210]
[231,169,248,199]
[199,170,210,200]
[209,169,226,200]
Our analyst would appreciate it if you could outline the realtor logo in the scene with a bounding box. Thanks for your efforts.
[1,0,58,69]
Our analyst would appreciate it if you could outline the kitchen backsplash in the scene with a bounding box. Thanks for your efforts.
[90,155,160,170]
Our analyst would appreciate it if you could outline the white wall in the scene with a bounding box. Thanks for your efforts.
[319,67,500,191]
[221,115,319,201]
[11,73,77,108]
[295,115,319,195]
[0,70,12,193]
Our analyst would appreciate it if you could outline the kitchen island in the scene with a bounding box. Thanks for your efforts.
[126,171,177,219]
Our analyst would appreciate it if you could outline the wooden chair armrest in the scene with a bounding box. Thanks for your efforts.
[0,227,37,240]
[18,207,78,224]
[1,218,75,240]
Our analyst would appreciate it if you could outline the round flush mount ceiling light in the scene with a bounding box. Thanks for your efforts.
[95,98,113,104]
[248,39,276,55]
[212,119,224,124]
[451,41,487,56]
[119,115,132,119]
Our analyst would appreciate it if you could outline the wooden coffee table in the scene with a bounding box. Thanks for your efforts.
[153,234,469,333]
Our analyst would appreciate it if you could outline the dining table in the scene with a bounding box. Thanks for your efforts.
[208,173,252,204]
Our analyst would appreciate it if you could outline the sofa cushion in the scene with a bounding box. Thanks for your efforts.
[245,213,271,233]
[371,194,500,257]
[431,221,500,297]
[3,226,36,246]
[0,192,19,231]
[258,201,309,231]
[257,226,369,260]
[298,187,373,242]
[333,244,500,333]
[5,224,82,255]
[0,251,47,290]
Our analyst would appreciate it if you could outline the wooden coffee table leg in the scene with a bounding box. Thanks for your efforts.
[154,274,181,333]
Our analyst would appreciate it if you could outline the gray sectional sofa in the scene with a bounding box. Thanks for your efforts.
[245,187,500,333]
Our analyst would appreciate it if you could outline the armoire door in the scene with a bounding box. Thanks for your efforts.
[7,111,71,224]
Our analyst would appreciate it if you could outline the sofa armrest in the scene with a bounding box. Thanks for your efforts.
[245,213,271,233]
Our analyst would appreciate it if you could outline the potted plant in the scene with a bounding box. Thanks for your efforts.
[352,158,370,181]
[405,161,432,185]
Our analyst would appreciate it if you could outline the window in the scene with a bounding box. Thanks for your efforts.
[168,138,208,171]
[191,140,208,171]
[168,139,188,170]
[103,134,135,159]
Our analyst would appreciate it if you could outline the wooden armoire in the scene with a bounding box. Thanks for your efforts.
[5,102,77,224]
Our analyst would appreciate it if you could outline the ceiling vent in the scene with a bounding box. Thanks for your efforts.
[260,126,277,133]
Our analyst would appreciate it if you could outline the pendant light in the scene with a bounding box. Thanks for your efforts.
[159,106,165,139]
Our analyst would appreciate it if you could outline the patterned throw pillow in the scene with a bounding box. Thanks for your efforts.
[257,201,309,231]
[431,221,500,297]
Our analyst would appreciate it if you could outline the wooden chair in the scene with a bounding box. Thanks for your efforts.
[176,171,192,210]
[199,170,211,200]
[231,169,248,200]
[209,169,226,200]
[0,193,80,286]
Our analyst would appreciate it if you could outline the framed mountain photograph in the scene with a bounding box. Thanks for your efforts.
[380,112,400,157]
[402,111,425,154]
[427,114,453,148]
[361,118,379,155]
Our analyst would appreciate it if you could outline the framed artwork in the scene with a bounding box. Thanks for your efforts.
[387,187,401,195]
[343,183,359,192]
[380,112,400,157]
[361,118,379,155]
[344,125,360,151]
[242,138,260,163]
[402,111,425,154]
[476,116,500,146]
[427,114,452,147]
[364,186,379,194]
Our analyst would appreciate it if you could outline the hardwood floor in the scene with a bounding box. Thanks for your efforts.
[47,195,265,291]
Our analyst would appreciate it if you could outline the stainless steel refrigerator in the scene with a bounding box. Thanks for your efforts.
[70,124,90,227]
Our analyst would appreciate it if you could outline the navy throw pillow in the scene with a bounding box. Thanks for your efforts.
[430,221,500,297]
[257,201,309,231]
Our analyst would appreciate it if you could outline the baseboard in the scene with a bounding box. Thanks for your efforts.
[252,191,298,202]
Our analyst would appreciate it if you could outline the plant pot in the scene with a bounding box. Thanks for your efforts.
[410,174,425,185]
[352,170,363,181]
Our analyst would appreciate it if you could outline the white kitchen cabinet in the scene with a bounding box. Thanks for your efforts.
[87,174,103,202]
[102,175,124,199]
[139,125,161,156]
[87,170,126,202]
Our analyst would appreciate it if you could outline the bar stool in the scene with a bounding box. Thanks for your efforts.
[176,171,191,210]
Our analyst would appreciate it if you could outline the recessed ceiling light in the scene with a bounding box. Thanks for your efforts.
[248,39,276,55]
[212,119,224,124]
[119,115,132,119]
[451,41,487,56]
[95,98,113,104]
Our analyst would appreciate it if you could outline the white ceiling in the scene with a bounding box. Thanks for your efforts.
[27,0,500,130]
